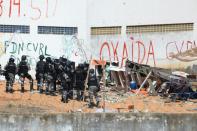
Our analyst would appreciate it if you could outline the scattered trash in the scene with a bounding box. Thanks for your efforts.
[130,81,137,90]
[130,89,147,95]
[172,71,189,78]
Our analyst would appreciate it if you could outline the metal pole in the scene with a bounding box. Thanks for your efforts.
[136,71,152,95]
[83,55,92,101]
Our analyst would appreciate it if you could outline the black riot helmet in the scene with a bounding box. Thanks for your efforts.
[83,63,89,71]
[9,57,15,63]
[39,55,45,60]
[46,57,52,63]
[78,64,84,69]
[89,68,95,74]
[54,59,60,64]
[21,55,27,61]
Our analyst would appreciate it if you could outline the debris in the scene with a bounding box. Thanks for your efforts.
[136,71,152,95]
[116,107,127,113]
[131,89,147,95]
[124,59,197,101]
[128,104,134,112]
[147,80,157,96]
[172,71,189,78]
[130,81,137,90]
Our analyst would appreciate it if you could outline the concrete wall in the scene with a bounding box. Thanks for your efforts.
[0,0,197,72]
[0,0,88,70]
[88,0,197,69]
[0,0,88,39]
[88,0,197,26]
[91,31,196,68]
[0,113,197,131]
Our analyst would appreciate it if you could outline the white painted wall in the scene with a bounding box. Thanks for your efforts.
[0,0,197,75]
[91,32,196,68]
[0,0,88,60]
[88,0,197,26]
[88,0,197,71]
[0,0,88,41]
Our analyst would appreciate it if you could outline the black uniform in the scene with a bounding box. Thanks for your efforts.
[53,59,62,91]
[66,60,75,90]
[65,60,75,99]
[0,64,1,75]
[17,55,33,92]
[4,58,17,93]
[59,58,72,103]
[87,69,100,108]
[0,64,3,76]
[36,55,46,93]
[75,66,84,100]
[44,57,56,94]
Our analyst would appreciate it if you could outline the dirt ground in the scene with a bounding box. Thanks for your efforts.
[0,80,197,114]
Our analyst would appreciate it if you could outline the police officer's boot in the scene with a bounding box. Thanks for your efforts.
[96,98,100,107]
[20,77,25,93]
[39,84,43,94]
[5,81,9,92]
[7,81,13,93]
[37,78,43,91]
[88,90,94,108]
[21,85,24,93]
[40,88,43,94]
[61,90,68,103]
[54,81,57,91]
[88,101,94,108]
[49,82,54,94]
[45,84,49,95]
[88,96,94,108]
[30,80,33,92]
[10,83,14,93]
[77,90,81,100]
[9,76,15,93]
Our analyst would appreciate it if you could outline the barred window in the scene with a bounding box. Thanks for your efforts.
[0,25,30,34]
[126,23,194,34]
[91,26,121,35]
[38,26,78,35]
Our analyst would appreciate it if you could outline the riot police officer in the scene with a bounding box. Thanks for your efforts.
[0,64,3,76]
[4,57,17,93]
[60,71,71,103]
[53,58,62,91]
[36,55,46,93]
[87,68,100,108]
[17,55,34,92]
[75,64,84,100]
[59,57,72,103]
[44,57,56,94]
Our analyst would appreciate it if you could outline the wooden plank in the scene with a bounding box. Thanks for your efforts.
[83,56,92,101]
[136,72,142,85]
[111,71,120,87]
[130,72,136,81]
[124,71,129,92]
[118,71,125,89]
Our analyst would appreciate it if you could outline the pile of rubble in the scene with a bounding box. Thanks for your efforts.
[107,59,197,102]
